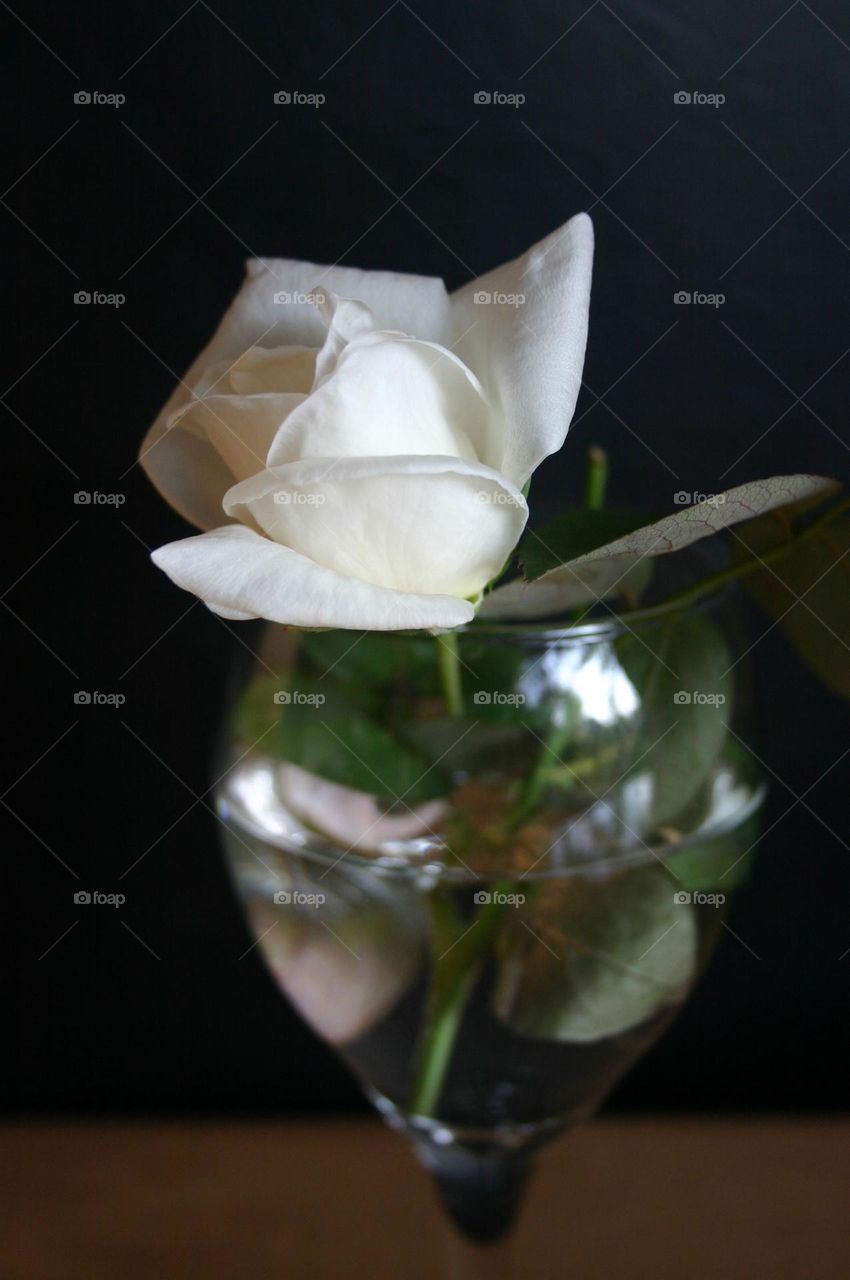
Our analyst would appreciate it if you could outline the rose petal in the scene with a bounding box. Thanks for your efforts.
[246,891,424,1045]
[151,524,475,630]
[312,292,379,385]
[224,456,528,598]
[451,212,594,488]
[168,391,303,489]
[138,425,236,531]
[221,344,316,395]
[267,334,489,468]
[140,260,451,527]
[141,345,315,526]
[278,764,447,852]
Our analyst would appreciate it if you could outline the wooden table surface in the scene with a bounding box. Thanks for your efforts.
[3,1117,848,1278]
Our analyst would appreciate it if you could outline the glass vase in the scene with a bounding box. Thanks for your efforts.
[215,586,764,1256]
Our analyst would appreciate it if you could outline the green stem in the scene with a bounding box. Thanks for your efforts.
[414,615,584,1116]
[410,714,580,1116]
[415,627,589,1115]
[572,447,609,625]
[584,445,608,511]
[411,631,473,1118]
[422,715,585,1116]
[435,631,464,716]
[504,719,574,833]
[410,946,477,1118]
[410,880,516,1117]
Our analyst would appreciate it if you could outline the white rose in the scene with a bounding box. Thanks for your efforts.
[140,213,593,631]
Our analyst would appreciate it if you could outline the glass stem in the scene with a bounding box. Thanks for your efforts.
[441,1217,519,1279]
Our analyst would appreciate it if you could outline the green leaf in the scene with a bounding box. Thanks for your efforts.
[479,512,656,621]
[401,716,531,775]
[483,476,841,619]
[615,615,733,828]
[277,676,446,804]
[666,809,761,891]
[230,676,285,743]
[741,514,850,700]
[538,476,838,579]
[299,631,438,695]
[518,510,658,581]
[492,867,697,1043]
[458,638,545,724]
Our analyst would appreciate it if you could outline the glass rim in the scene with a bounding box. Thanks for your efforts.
[444,578,734,645]
[219,774,767,886]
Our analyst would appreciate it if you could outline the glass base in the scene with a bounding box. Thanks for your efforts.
[426,1141,533,1243]
[374,1092,569,1242]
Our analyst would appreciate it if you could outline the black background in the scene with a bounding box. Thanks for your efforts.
[5,1,848,1115]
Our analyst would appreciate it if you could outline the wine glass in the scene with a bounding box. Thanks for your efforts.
[215,584,763,1262]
